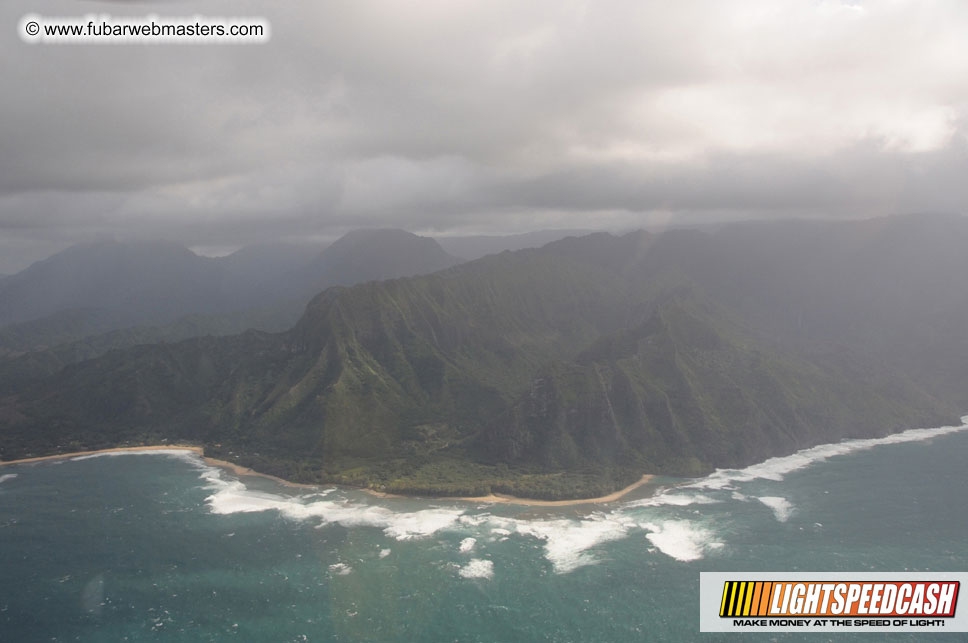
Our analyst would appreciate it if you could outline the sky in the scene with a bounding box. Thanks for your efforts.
[2,0,967,273]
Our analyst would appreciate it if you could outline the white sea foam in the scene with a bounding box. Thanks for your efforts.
[486,513,635,574]
[757,496,794,522]
[189,414,966,574]
[204,468,464,540]
[457,514,488,527]
[201,462,707,573]
[328,563,353,576]
[70,448,199,462]
[622,491,718,510]
[380,508,466,541]
[458,559,494,579]
[0,473,17,484]
[689,415,968,490]
[641,520,714,562]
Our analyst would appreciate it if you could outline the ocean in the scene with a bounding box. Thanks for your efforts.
[2,416,966,642]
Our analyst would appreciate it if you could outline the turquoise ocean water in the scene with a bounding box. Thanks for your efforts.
[2,416,966,642]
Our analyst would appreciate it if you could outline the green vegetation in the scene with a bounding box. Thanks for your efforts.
[1,217,965,499]
[0,229,461,377]
[0,302,306,392]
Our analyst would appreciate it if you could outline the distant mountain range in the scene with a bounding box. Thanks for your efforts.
[436,229,597,260]
[0,229,588,360]
[1,215,965,499]
[0,230,460,331]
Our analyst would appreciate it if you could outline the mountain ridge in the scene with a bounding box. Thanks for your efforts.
[1,215,964,499]
[0,229,463,362]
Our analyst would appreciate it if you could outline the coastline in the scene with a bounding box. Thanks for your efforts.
[200,456,319,489]
[5,415,965,504]
[0,445,205,465]
[1,445,654,504]
[0,446,320,490]
[446,474,655,507]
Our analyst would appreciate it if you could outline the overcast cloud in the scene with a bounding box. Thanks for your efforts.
[2,0,966,272]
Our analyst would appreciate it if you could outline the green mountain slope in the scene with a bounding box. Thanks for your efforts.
[1,217,964,499]
[482,293,950,477]
[0,230,464,388]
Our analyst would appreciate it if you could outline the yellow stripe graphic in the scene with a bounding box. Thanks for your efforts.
[722,580,780,617]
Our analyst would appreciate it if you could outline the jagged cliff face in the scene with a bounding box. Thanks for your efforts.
[482,296,950,475]
[2,216,965,496]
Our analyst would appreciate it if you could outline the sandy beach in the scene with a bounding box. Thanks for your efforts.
[0,445,323,490]
[200,456,319,489]
[0,445,205,466]
[2,446,653,504]
[448,474,655,507]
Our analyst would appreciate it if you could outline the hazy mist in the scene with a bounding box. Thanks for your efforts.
[3,0,967,272]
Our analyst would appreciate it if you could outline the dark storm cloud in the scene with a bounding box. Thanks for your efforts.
[2,0,966,271]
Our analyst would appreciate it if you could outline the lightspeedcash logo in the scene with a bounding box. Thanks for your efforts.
[719,580,957,618]
[700,572,967,633]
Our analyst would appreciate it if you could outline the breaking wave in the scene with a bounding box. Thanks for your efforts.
[458,559,494,579]
[328,563,353,576]
[622,491,718,510]
[70,449,200,462]
[688,415,968,491]
[488,514,635,574]
[757,496,794,522]
[49,414,963,576]
[202,469,464,541]
[641,520,718,562]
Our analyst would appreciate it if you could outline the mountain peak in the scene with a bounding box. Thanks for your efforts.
[307,229,462,287]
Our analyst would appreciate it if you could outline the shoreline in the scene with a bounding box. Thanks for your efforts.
[200,456,319,489]
[5,415,965,504]
[447,474,655,507]
[0,446,320,491]
[0,445,205,465]
[1,446,654,505]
